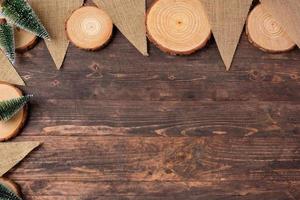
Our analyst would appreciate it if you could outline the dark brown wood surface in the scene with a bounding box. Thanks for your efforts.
[4,1,300,199]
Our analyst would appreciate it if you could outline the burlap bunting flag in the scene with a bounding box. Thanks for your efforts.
[0,142,40,176]
[93,0,148,56]
[0,52,24,86]
[30,0,84,70]
[201,0,253,70]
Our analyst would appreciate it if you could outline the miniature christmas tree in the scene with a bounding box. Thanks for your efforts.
[1,0,50,39]
[0,18,15,63]
[0,95,32,121]
[0,183,22,200]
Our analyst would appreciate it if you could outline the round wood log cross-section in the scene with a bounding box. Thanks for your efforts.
[0,83,27,142]
[246,4,296,53]
[14,27,38,53]
[146,0,211,55]
[66,6,113,51]
[0,178,22,197]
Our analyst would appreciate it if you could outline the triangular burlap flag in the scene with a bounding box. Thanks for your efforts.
[0,52,24,86]
[201,0,253,70]
[93,0,148,56]
[260,0,300,48]
[30,0,84,69]
[0,142,40,176]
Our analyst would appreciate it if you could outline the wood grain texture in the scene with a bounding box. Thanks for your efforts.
[93,0,148,56]
[8,136,300,199]
[3,0,300,199]
[0,142,40,176]
[260,0,300,48]
[0,52,24,86]
[29,0,84,69]
[201,0,253,70]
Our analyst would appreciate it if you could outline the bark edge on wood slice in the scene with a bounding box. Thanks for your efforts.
[66,6,113,51]
[0,178,22,198]
[14,27,39,53]
[0,82,28,142]
[146,0,211,55]
[246,4,296,53]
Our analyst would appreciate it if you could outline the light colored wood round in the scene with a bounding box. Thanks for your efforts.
[0,178,22,197]
[246,4,296,53]
[146,0,211,55]
[14,27,38,53]
[66,6,113,51]
[0,82,27,142]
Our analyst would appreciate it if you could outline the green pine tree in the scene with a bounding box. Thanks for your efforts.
[0,19,15,63]
[1,0,50,39]
[0,95,32,121]
[0,183,22,200]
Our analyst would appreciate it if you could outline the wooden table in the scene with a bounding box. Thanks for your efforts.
[6,1,300,199]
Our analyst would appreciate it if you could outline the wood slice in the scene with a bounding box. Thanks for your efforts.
[0,178,22,197]
[0,82,27,142]
[246,4,296,53]
[14,27,39,53]
[146,0,211,55]
[66,6,113,51]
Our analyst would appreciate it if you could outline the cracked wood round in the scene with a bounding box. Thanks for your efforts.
[0,82,27,142]
[146,0,211,55]
[246,4,296,53]
[66,6,113,51]
[14,27,38,53]
[0,178,22,197]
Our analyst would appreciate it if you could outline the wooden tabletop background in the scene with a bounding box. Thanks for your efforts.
[5,0,300,199]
